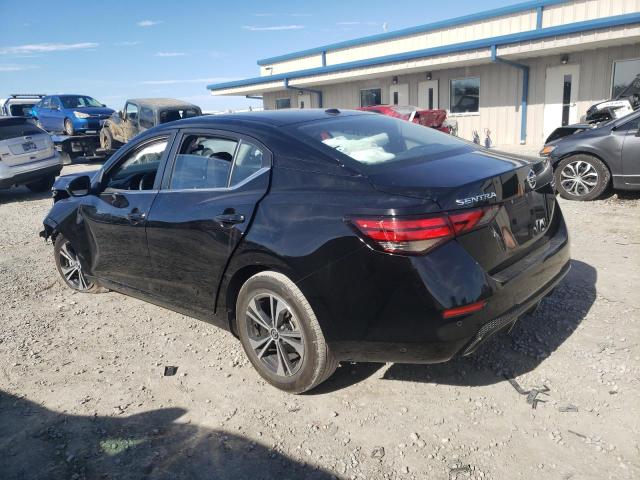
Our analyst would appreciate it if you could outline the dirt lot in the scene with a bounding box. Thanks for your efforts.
[1,162,639,480]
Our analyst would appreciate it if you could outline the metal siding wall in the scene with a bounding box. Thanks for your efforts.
[263,43,640,145]
[543,0,640,27]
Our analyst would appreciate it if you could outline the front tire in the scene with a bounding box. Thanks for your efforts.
[26,174,55,193]
[236,271,337,393]
[64,118,75,136]
[100,127,117,150]
[554,154,610,201]
[54,235,106,293]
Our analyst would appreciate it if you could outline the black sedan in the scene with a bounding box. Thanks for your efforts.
[541,111,640,200]
[41,109,570,393]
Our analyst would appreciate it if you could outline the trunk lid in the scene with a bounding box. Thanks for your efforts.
[367,148,558,272]
[0,133,54,166]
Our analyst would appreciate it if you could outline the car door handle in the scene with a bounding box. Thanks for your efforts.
[126,209,146,225]
[214,213,245,225]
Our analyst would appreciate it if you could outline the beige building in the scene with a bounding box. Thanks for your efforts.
[208,0,640,147]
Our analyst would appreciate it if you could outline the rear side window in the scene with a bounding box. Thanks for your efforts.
[230,141,265,186]
[291,114,465,169]
[139,107,154,128]
[0,122,44,141]
[170,135,238,189]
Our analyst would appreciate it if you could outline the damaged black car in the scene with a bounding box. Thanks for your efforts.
[41,109,570,393]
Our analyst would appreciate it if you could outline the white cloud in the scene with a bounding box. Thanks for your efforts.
[252,13,274,17]
[137,20,162,27]
[242,25,304,31]
[155,52,186,57]
[337,21,361,25]
[115,41,141,46]
[139,77,236,85]
[290,13,311,17]
[0,42,98,55]
[0,64,38,72]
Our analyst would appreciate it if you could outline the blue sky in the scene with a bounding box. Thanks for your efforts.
[1,0,514,112]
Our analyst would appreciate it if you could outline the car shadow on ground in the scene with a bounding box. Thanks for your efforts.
[315,259,596,393]
[0,391,334,480]
[0,186,51,205]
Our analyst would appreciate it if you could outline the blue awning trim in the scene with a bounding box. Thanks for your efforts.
[208,12,640,92]
[256,0,570,66]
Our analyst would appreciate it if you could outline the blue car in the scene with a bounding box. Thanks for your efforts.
[31,94,114,135]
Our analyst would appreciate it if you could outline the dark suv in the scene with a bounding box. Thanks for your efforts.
[100,98,201,150]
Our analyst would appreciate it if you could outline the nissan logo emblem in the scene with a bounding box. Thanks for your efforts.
[526,169,537,189]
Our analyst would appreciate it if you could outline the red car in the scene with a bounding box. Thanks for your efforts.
[358,105,453,134]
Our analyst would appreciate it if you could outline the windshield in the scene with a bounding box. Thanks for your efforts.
[291,114,468,170]
[60,95,103,109]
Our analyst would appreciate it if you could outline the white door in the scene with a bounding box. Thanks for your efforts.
[389,84,409,106]
[418,80,439,109]
[298,94,311,109]
[543,65,580,141]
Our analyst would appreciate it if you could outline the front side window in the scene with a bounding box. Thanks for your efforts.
[292,113,465,170]
[275,98,291,110]
[170,135,238,189]
[103,138,168,191]
[125,103,139,121]
[60,95,103,108]
[450,78,480,114]
[50,97,61,110]
[612,59,640,98]
[360,88,382,107]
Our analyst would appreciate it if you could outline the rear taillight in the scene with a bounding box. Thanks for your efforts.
[350,206,498,255]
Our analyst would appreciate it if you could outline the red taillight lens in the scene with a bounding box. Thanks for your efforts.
[350,206,497,255]
[442,300,487,319]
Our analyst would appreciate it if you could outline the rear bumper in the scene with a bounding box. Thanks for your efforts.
[326,210,571,363]
[0,153,62,188]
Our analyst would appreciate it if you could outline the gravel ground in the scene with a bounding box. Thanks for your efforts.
[0,162,639,480]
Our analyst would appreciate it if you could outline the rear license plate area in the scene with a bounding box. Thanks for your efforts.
[22,141,37,152]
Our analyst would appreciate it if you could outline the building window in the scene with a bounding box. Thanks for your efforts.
[450,78,480,114]
[275,98,291,109]
[612,58,640,97]
[360,88,382,107]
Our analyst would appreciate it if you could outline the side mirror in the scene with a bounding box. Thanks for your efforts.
[102,104,107,107]
[66,175,92,197]
[635,129,640,137]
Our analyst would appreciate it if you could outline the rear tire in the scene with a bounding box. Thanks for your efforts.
[54,234,107,293]
[236,271,338,394]
[26,174,55,193]
[554,154,610,201]
[64,118,75,136]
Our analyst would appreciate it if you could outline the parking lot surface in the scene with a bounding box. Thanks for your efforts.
[1,163,639,480]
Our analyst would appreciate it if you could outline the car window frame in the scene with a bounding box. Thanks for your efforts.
[124,102,139,123]
[96,132,178,194]
[160,128,272,192]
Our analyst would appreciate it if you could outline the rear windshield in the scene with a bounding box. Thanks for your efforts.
[9,103,37,116]
[0,122,44,141]
[291,114,466,169]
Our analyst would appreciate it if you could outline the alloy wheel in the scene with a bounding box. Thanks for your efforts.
[560,160,599,197]
[57,240,90,290]
[245,293,305,377]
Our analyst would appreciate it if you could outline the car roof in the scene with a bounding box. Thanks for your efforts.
[126,98,200,109]
[160,108,369,128]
